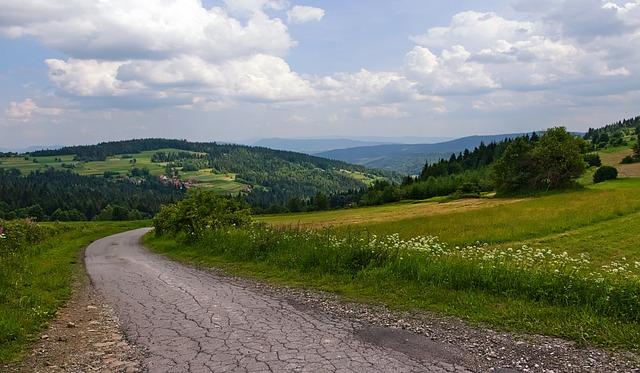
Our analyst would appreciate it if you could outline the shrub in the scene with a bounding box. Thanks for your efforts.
[621,155,637,164]
[584,153,602,167]
[593,166,618,183]
[154,190,251,238]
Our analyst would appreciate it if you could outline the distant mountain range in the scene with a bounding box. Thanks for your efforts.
[0,145,63,153]
[252,138,393,154]
[315,134,533,175]
[251,136,453,154]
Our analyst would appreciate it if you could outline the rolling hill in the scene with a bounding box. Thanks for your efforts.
[316,134,530,174]
[251,138,394,154]
[1,139,389,212]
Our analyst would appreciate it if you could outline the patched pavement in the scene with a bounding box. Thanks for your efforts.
[86,228,473,372]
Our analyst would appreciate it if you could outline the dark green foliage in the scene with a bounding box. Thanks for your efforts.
[153,190,251,238]
[419,137,523,180]
[533,127,586,189]
[493,127,585,193]
[0,168,182,220]
[584,116,640,148]
[31,138,388,211]
[593,166,618,183]
[493,138,537,193]
[584,153,602,167]
[621,155,637,164]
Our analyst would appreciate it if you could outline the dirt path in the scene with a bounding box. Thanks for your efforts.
[85,228,474,372]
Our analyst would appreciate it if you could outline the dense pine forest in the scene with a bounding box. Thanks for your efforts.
[0,168,183,221]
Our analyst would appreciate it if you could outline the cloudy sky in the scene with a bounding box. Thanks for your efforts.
[1,0,639,148]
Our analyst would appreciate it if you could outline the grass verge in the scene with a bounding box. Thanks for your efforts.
[144,228,640,352]
[0,220,149,363]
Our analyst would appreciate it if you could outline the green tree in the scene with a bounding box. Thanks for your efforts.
[154,190,251,238]
[492,138,536,193]
[532,127,585,190]
[633,136,640,159]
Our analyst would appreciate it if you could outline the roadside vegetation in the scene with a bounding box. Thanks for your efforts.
[147,187,640,350]
[0,219,148,363]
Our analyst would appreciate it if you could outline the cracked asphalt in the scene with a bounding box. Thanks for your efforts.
[86,228,474,373]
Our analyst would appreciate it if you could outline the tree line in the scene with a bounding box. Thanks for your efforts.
[0,168,184,221]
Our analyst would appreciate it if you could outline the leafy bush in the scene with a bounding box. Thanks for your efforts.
[154,190,251,238]
[0,219,64,257]
[621,155,637,164]
[584,153,602,167]
[593,166,618,183]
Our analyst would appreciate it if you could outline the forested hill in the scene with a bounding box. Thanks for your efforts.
[27,138,390,211]
[31,138,373,172]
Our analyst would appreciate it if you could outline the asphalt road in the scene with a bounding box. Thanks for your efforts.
[85,228,474,373]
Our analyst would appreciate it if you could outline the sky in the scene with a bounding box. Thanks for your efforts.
[1,0,639,148]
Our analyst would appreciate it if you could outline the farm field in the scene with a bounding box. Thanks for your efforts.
[0,149,247,192]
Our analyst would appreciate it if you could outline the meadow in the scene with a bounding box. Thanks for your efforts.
[147,175,640,351]
[0,149,246,193]
[0,220,149,363]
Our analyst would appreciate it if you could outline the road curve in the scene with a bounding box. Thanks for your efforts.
[85,228,473,373]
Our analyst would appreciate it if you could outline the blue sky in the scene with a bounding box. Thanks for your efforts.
[1,0,639,148]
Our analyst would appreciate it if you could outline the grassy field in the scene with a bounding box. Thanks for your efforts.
[0,149,247,192]
[145,174,640,351]
[0,220,149,363]
[260,180,640,258]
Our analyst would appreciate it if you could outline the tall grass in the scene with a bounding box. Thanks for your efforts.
[182,226,640,321]
[0,220,149,363]
[148,225,640,349]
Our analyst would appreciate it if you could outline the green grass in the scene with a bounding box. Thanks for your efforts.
[0,220,149,363]
[179,169,247,194]
[262,181,640,257]
[145,228,640,351]
[0,149,246,191]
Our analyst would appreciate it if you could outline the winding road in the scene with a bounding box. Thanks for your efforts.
[85,229,474,373]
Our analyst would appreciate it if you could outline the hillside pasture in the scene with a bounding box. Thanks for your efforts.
[0,149,247,191]
[262,180,640,264]
[599,147,640,177]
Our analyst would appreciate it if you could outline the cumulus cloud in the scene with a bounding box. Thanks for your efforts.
[5,99,38,121]
[287,5,325,24]
[1,0,639,129]
[5,99,62,122]
[405,45,499,94]
[0,0,293,61]
[408,8,639,93]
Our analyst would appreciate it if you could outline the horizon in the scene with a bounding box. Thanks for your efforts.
[2,1,640,148]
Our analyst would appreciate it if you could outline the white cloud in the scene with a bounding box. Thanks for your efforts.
[0,0,294,61]
[287,5,325,24]
[5,99,63,122]
[405,45,499,94]
[408,9,639,93]
[5,99,38,122]
[360,105,409,119]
